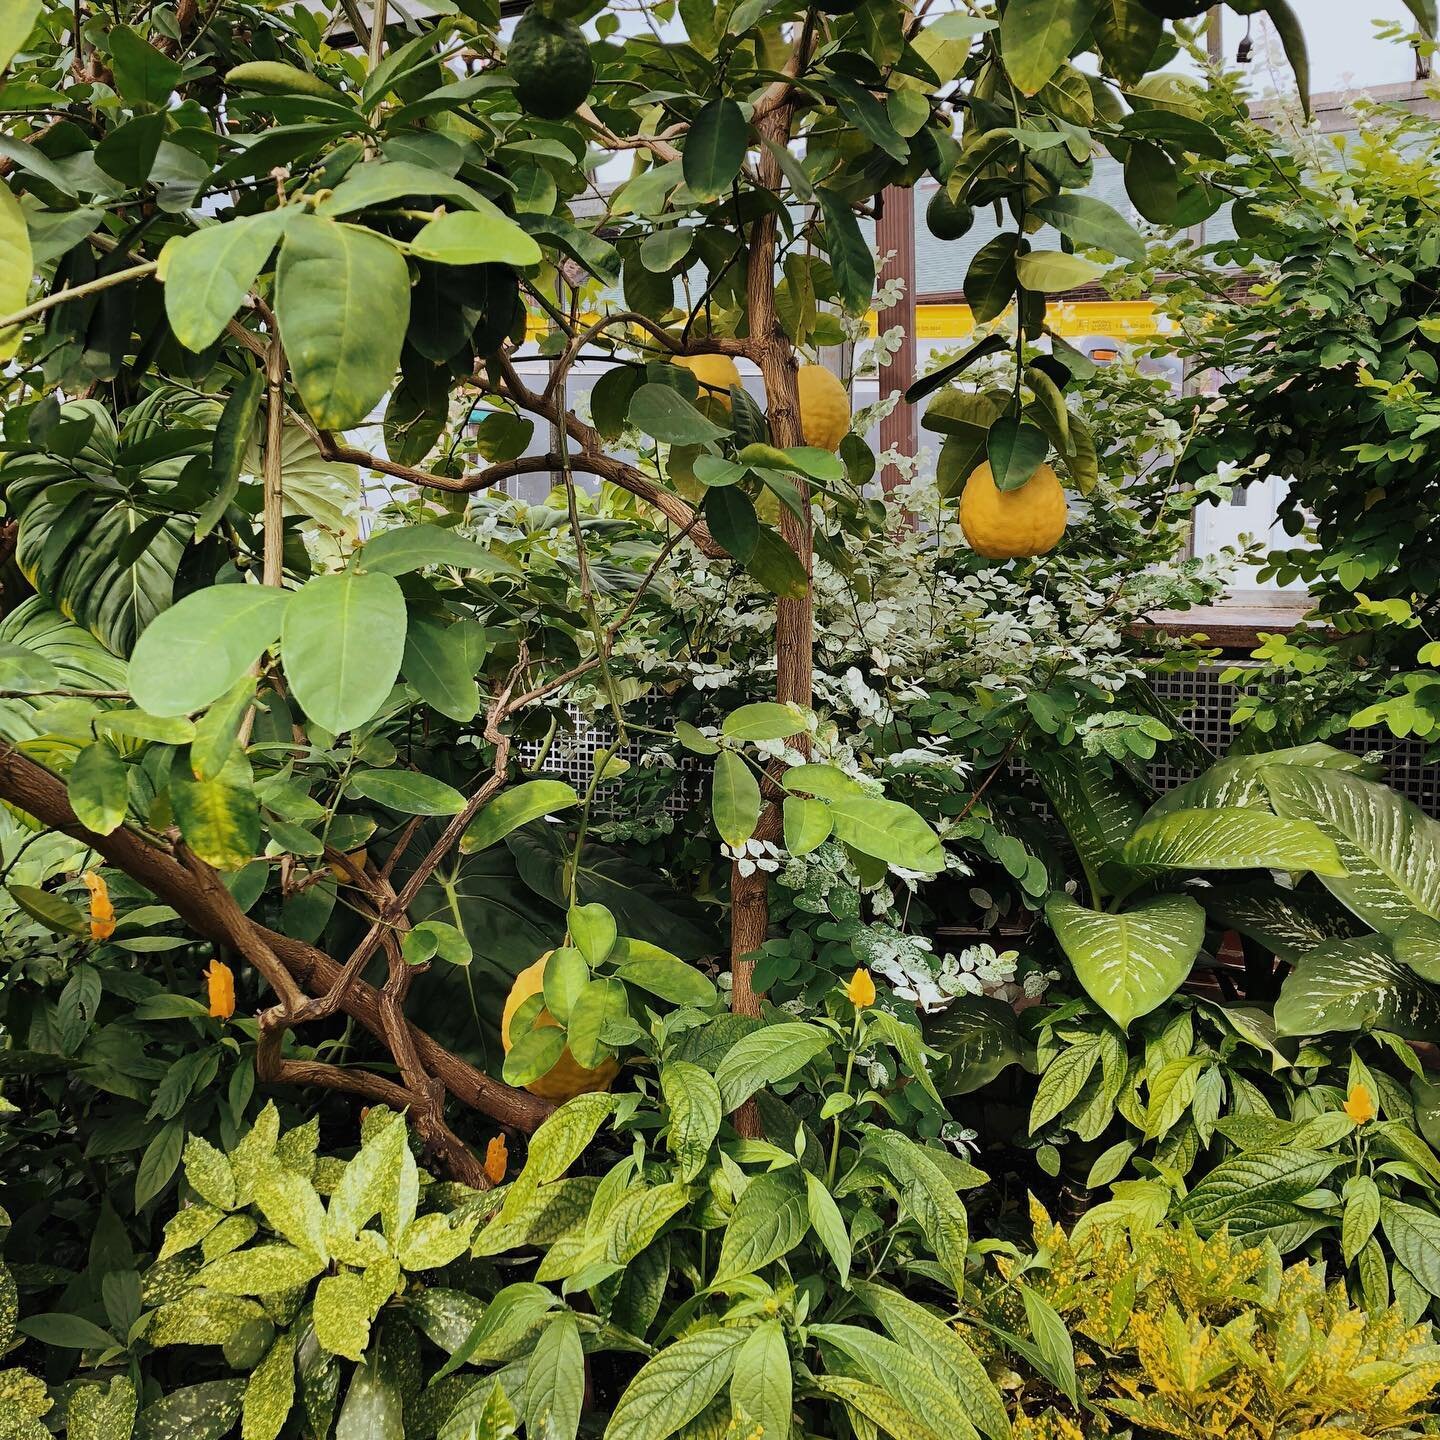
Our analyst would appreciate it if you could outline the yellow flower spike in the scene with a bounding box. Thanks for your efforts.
[846,967,876,1009]
[80,870,115,941]
[206,958,236,1020]
[484,1133,509,1185]
[1343,1083,1377,1125]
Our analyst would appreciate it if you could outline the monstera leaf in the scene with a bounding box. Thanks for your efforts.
[1275,935,1440,1041]
[0,598,128,744]
[1261,765,1440,934]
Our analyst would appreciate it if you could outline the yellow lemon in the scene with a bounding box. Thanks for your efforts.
[501,954,620,1103]
[958,462,1067,560]
[797,364,850,450]
[675,353,742,410]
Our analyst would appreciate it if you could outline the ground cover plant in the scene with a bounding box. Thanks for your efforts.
[5,0,1440,1436]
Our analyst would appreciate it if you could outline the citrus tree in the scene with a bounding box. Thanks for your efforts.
[0,0,1318,1183]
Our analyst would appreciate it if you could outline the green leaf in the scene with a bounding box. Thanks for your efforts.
[160,213,292,352]
[171,760,261,870]
[525,1313,584,1440]
[986,417,1048,492]
[95,111,166,188]
[362,524,515,578]
[1014,250,1104,293]
[745,527,809,600]
[1178,1147,1340,1240]
[1000,0,1099,93]
[1381,1198,1440,1297]
[199,1243,326,1296]
[782,763,865,799]
[852,1281,1008,1440]
[128,585,290,717]
[1019,1285,1077,1407]
[611,938,717,1006]
[721,702,807,741]
[603,1327,747,1440]
[542,946,589,1023]
[731,1322,791,1440]
[568,902,617,965]
[1094,0,1163,85]
[804,1172,852,1288]
[503,1026,568,1087]
[660,1061,722,1181]
[348,768,466,816]
[1032,193,1146,262]
[274,215,410,429]
[69,1376,138,1440]
[0,181,32,362]
[335,1354,402,1440]
[1343,1175,1381,1266]
[408,209,542,267]
[1045,893,1204,1030]
[818,188,875,314]
[1122,808,1347,875]
[107,24,183,106]
[136,1382,245,1440]
[714,1021,830,1112]
[281,571,407,734]
[828,794,944,873]
[242,1328,297,1440]
[925,996,1025,1098]
[711,750,761,849]
[704,486,758,563]
[191,675,258,782]
[0,0,42,73]
[68,741,128,835]
[16,1311,117,1350]
[1275,935,1440,1042]
[965,234,1019,324]
[1261,765,1440,934]
[565,977,629,1068]
[460,780,580,852]
[714,1168,808,1284]
[402,615,483,723]
[629,383,729,444]
[862,1130,970,1295]
[782,796,832,855]
[683,98,747,201]
[812,1376,944,1440]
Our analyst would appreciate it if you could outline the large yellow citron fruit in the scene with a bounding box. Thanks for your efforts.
[958,462,1068,560]
[675,354,742,410]
[501,954,620,1103]
[797,364,850,450]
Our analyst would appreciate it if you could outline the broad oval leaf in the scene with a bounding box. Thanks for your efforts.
[274,215,410,430]
[347,769,466,816]
[711,750,761,850]
[160,212,292,352]
[828,794,944,873]
[409,208,542,268]
[280,571,407,735]
[1046,892,1204,1030]
[713,1021,830,1112]
[1275,934,1440,1041]
[129,585,290,717]
[460,780,580,853]
[683,98,747,202]
[603,1327,747,1440]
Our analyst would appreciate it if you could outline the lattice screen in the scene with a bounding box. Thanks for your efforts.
[522,667,1440,817]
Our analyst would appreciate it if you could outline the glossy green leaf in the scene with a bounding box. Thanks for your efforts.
[683,98,747,201]
[409,208,542,267]
[274,215,410,430]
[714,1021,830,1112]
[161,212,292,352]
[0,181,32,361]
[128,584,289,717]
[818,187,875,314]
[782,795,832,855]
[460,780,580,852]
[347,768,466,815]
[1275,935,1440,1041]
[1015,250,1104,293]
[68,740,128,835]
[711,750,761,849]
[280,571,407,734]
[629,383,728,444]
[1122,808,1346,875]
[828,794,944,873]
[986,417,1048,492]
[731,1322,791,1440]
[1000,0,1099,93]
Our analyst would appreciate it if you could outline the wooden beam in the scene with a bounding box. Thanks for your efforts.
[874,184,917,492]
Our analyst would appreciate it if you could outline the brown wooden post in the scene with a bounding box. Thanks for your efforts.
[875,184,917,493]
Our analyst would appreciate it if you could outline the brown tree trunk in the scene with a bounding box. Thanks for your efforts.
[729,98,815,1136]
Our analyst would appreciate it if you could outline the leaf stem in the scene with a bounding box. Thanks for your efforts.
[0,260,158,334]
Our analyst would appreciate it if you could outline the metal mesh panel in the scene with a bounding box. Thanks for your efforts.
[523,667,1440,817]
[1148,665,1440,812]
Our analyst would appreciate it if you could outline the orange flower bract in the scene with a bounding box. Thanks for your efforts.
[207,958,236,1020]
[846,967,876,1009]
[1344,1083,1377,1126]
[484,1133,509,1185]
[80,870,115,941]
